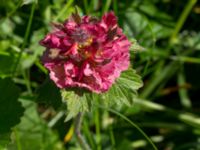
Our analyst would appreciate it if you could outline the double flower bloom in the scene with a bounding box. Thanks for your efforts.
[40,12,131,93]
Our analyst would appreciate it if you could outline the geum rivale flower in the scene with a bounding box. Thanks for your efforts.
[40,11,131,93]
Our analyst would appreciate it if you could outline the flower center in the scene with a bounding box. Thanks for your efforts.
[72,28,90,44]
[78,37,93,49]
[71,28,94,59]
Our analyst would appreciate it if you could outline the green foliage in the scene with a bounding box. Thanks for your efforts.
[0,133,11,149]
[62,69,143,121]
[6,101,65,150]
[62,90,89,122]
[0,78,24,133]
[36,78,62,109]
[100,69,143,106]
[1,0,200,149]
[22,0,37,6]
[0,53,16,77]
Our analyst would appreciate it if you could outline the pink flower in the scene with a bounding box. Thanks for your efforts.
[40,11,131,93]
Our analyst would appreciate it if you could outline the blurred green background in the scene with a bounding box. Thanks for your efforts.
[1,0,200,149]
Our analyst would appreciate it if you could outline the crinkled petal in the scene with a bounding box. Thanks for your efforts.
[40,12,131,93]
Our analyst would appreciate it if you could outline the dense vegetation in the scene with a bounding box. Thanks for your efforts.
[0,0,200,149]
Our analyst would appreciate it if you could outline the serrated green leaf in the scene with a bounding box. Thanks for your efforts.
[130,39,145,52]
[101,69,143,106]
[118,69,143,90]
[0,78,24,133]
[61,69,143,121]
[62,90,89,122]
[36,78,62,109]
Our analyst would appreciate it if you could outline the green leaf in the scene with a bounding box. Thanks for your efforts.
[130,39,145,52]
[0,40,10,51]
[0,132,11,148]
[118,69,143,90]
[0,78,24,133]
[62,90,89,122]
[21,0,37,6]
[62,69,143,121]
[36,78,62,109]
[20,29,45,70]
[6,101,66,150]
[0,53,16,77]
[101,69,143,106]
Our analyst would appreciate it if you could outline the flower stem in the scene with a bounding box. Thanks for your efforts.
[95,108,102,150]
[97,105,158,150]
[75,112,91,150]
[170,0,197,44]
[12,1,36,76]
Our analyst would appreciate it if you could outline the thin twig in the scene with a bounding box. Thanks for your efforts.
[75,112,91,150]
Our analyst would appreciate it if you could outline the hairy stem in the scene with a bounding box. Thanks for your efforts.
[75,112,91,150]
